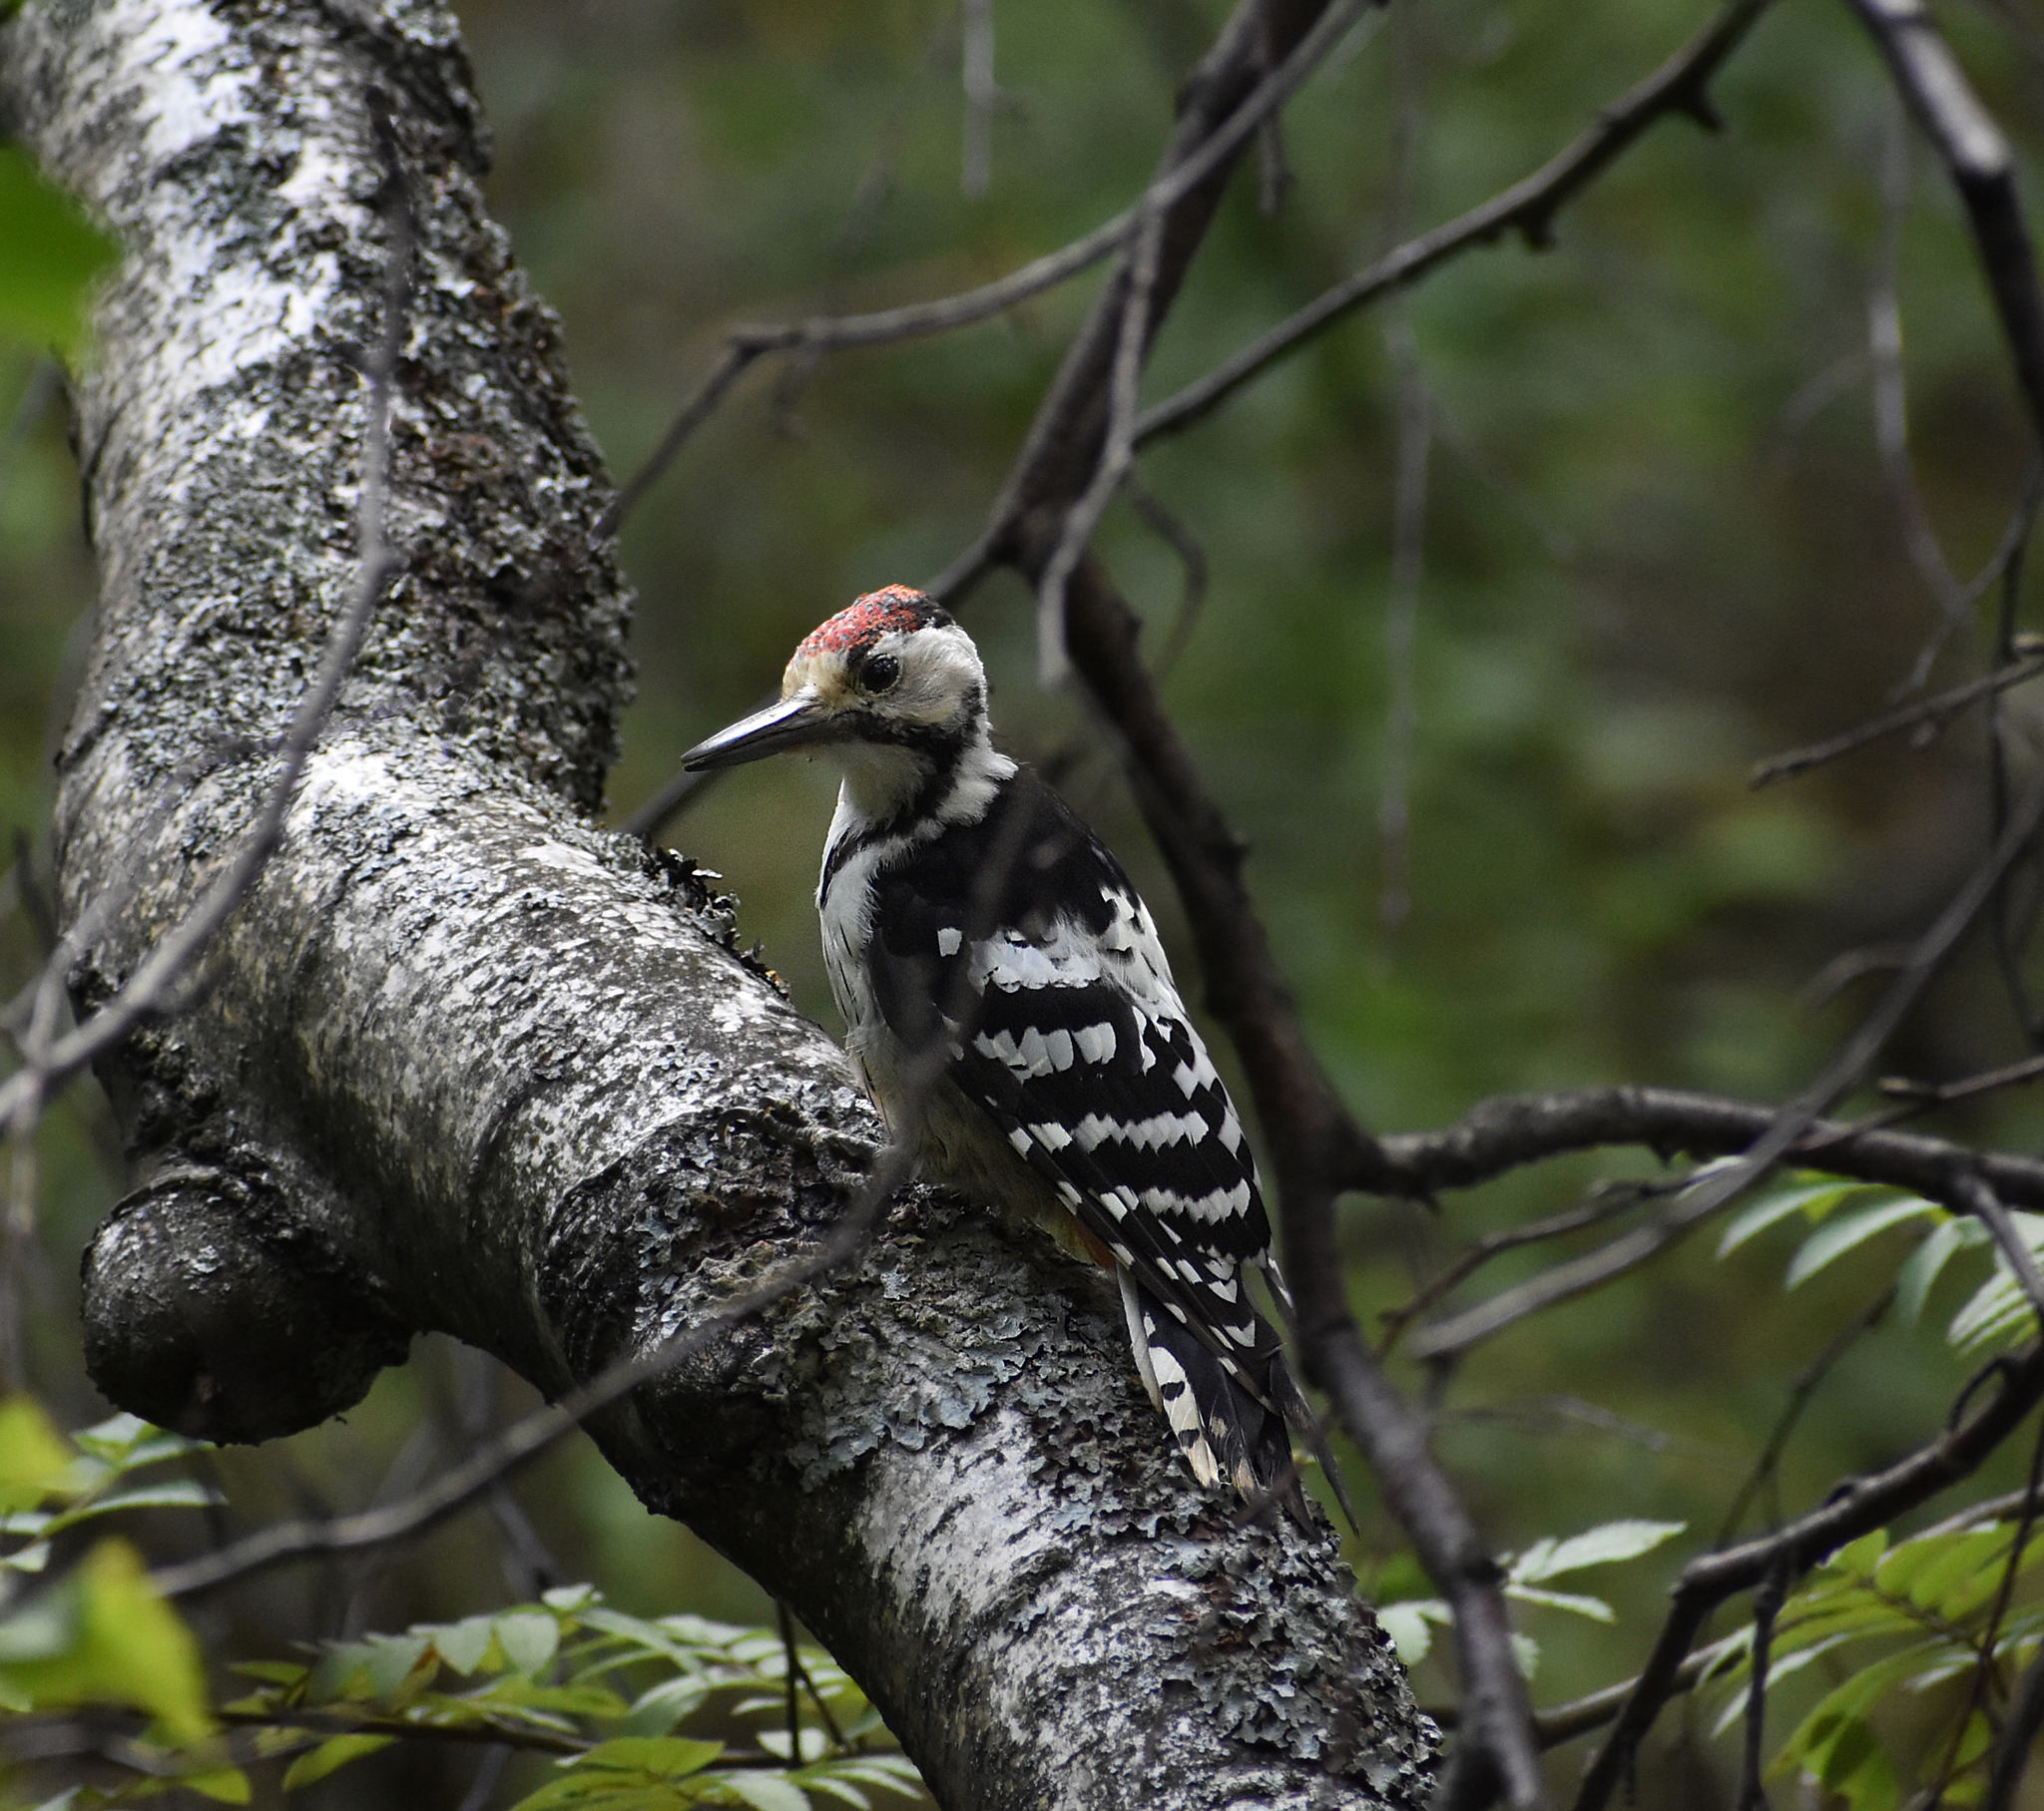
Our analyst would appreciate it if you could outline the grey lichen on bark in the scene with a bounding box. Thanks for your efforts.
[0,0,1439,1803]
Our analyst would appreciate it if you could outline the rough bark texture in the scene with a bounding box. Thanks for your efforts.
[0,2,1439,1804]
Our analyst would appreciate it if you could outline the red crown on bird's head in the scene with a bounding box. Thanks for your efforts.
[794,586,946,660]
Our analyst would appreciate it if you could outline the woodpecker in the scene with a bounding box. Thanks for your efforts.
[683,585,1333,1522]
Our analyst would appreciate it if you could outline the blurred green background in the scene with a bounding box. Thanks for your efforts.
[8,0,2044,1800]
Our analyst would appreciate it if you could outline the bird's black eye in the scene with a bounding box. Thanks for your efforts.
[862,653,902,692]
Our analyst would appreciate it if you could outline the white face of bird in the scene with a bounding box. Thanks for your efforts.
[681,587,990,807]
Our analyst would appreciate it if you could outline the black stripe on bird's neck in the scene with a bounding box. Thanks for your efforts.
[819,722,999,903]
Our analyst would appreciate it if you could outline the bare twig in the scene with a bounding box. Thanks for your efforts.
[1751,651,2044,787]
[594,344,766,543]
[1124,476,1210,675]
[622,766,725,843]
[1573,1337,2044,1811]
[1035,205,1165,686]
[1375,1181,1667,1358]
[1136,0,1777,449]
[1869,110,1976,690]
[1986,1631,2044,1809]
[1409,755,2044,1363]
[1736,1561,1789,1811]
[1845,0,2044,448]
[1713,1287,1893,1547]
[1369,1084,2044,1206]
[1938,1409,2044,1802]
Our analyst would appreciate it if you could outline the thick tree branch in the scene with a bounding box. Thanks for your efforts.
[0,3,1435,1806]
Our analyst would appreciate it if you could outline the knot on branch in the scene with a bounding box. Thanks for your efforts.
[81,1161,411,1443]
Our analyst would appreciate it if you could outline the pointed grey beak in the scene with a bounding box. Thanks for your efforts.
[681,687,838,770]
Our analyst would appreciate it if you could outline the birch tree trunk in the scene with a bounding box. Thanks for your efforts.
[0,2,1439,1803]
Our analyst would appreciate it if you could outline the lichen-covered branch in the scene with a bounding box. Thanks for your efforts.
[0,2,1435,1805]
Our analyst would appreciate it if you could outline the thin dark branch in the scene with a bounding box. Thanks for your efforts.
[1986,1630,2044,1809]
[1031,0,1380,683]
[1370,1084,2044,1206]
[1573,1337,2044,1811]
[1845,0,2044,448]
[219,1706,587,1759]
[1375,1181,1667,1358]
[604,0,1385,558]
[594,344,766,543]
[1713,1286,1894,1548]
[1124,475,1210,675]
[622,765,725,843]
[1941,1409,2044,1802]
[1736,1561,1789,1811]
[1035,204,1166,686]
[1408,756,2044,1363]
[1135,0,1776,448]
[1751,652,2044,788]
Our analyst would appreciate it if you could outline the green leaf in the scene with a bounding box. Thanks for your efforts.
[228,1660,308,1686]
[1826,1532,1889,1578]
[722,1775,811,1811]
[0,1398,76,1513]
[1375,1600,1445,1664]
[430,1615,498,1676]
[580,1737,723,1777]
[1778,1640,1945,1768]
[0,146,118,356]
[0,1539,216,1744]
[1720,1179,1872,1257]
[183,1766,252,1805]
[1809,1716,1900,1811]
[497,1611,562,1676]
[621,1672,713,1736]
[1897,1219,1982,1327]
[43,1480,217,1535]
[1503,1584,1614,1621]
[1786,1199,1942,1290]
[1511,1519,1686,1581]
[280,1734,395,1793]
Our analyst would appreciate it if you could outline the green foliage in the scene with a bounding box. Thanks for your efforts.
[1376,1516,1685,1674]
[1706,1514,2044,1807]
[203,1585,923,1811]
[0,142,116,357]
[1720,1170,2044,1355]
[0,1403,240,1800]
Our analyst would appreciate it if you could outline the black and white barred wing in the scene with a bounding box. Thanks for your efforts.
[866,797,1294,1493]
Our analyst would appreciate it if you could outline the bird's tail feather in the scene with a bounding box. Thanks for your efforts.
[1126,1277,1312,1526]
